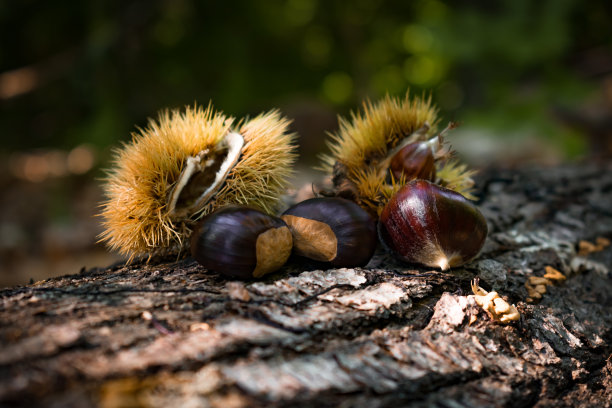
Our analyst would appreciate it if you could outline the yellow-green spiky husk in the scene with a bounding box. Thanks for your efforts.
[99,104,297,260]
[320,92,475,216]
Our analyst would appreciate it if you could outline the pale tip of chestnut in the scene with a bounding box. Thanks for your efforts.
[437,257,450,271]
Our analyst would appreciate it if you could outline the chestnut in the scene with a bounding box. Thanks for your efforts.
[378,180,487,270]
[190,206,293,279]
[389,141,436,182]
[281,197,377,267]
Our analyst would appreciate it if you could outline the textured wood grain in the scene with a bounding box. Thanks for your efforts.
[1,164,611,407]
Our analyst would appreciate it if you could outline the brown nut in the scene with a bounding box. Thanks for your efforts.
[190,206,292,279]
[378,180,488,270]
[389,141,436,182]
[281,197,377,267]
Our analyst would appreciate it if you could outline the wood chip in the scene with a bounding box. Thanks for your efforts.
[578,240,598,256]
[527,276,551,286]
[470,280,519,324]
[543,266,566,282]
[189,323,210,332]
[595,236,610,249]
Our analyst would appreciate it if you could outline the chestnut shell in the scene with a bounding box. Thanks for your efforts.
[378,180,487,270]
[190,206,291,279]
[281,197,377,267]
[389,141,436,182]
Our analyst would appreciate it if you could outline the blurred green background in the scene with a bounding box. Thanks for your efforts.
[1,0,611,286]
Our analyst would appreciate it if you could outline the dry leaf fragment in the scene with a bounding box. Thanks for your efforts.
[534,284,547,295]
[493,297,510,314]
[528,276,551,286]
[525,280,542,302]
[543,266,566,282]
[525,265,568,303]
[578,237,610,256]
[470,280,520,324]
[595,236,610,249]
[578,240,598,256]
[189,323,210,332]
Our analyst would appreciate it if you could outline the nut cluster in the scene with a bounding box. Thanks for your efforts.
[319,94,487,270]
[102,94,490,277]
[190,197,378,279]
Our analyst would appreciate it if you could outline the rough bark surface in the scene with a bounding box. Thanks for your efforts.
[1,164,611,408]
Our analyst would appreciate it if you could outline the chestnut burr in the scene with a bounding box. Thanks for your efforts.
[378,180,487,270]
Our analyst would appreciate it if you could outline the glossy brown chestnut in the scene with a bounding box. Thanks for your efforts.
[281,197,377,267]
[190,206,293,279]
[378,180,487,270]
[389,141,436,182]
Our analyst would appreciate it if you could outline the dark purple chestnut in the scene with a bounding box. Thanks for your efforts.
[389,141,436,182]
[190,206,293,279]
[281,197,377,267]
[378,180,487,270]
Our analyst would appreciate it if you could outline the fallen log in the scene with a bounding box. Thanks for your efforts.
[1,163,611,407]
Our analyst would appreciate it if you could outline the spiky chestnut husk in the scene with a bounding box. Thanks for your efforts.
[99,104,297,260]
[191,206,293,279]
[378,180,488,270]
[319,92,476,216]
[281,197,377,267]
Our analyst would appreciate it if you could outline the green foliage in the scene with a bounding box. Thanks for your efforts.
[1,0,610,158]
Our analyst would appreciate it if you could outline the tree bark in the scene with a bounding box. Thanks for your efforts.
[1,164,611,408]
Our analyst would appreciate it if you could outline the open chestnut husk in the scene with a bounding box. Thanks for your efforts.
[281,197,377,267]
[378,180,487,270]
[190,206,293,279]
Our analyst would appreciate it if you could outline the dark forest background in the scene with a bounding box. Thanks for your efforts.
[1,0,611,286]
